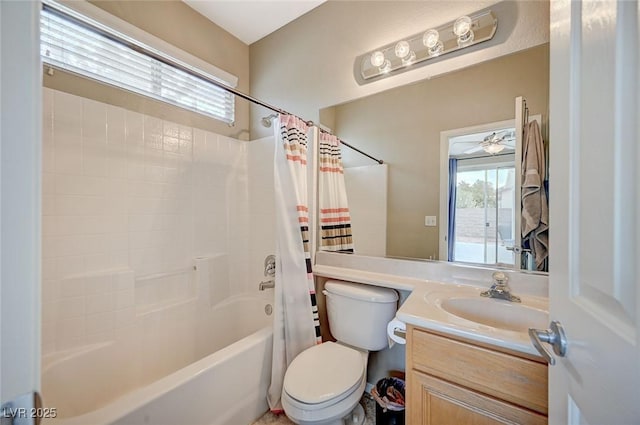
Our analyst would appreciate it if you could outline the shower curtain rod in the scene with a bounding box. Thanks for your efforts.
[319,129,384,165]
[44,3,384,165]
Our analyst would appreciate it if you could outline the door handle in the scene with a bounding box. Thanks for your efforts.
[528,320,567,365]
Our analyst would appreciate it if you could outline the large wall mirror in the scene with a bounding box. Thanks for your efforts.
[319,43,549,272]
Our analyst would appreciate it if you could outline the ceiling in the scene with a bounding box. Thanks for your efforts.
[183,0,326,45]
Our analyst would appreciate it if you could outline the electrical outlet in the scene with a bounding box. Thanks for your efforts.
[425,216,437,226]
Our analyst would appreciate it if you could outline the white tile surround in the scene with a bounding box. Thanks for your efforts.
[247,137,276,292]
[42,88,275,355]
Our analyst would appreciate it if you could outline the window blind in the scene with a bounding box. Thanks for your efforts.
[40,7,235,124]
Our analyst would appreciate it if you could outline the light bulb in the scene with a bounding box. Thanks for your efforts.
[422,29,440,48]
[394,40,411,59]
[484,143,505,154]
[379,59,392,73]
[428,41,444,57]
[370,51,386,67]
[453,16,472,37]
[454,16,474,46]
[402,52,416,65]
[457,30,474,46]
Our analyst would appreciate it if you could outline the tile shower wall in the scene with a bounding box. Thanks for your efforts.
[42,88,250,355]
[247,137,276,291]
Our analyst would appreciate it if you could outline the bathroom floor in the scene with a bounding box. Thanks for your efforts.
[252,394,377,425]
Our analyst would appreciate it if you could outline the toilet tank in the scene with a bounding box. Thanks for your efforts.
[324,280,398,351]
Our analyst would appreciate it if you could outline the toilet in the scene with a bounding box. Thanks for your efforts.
[281,280,399,425]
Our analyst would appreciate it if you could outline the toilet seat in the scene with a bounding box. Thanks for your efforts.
[282,376,366,425]
[283,342,364,410]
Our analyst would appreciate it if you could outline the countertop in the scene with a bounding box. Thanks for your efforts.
[314,252,549,359]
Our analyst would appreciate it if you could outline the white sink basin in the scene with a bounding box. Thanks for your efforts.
[395,281,549,357]
[423,285,549,334]
[440,297,548,333]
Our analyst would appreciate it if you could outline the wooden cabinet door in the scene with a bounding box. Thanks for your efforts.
[408,370,547,425]
[409,328,548,415]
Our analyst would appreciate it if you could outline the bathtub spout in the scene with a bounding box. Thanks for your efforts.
[259,280,275,291]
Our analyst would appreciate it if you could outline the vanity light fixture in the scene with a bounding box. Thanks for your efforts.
[357,9,497,83]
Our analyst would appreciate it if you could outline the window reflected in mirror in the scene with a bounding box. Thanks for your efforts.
[442,114,547,273]
[452,160,515,267]
[448,127,517,268]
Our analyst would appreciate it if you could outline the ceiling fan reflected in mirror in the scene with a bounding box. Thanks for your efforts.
[453,129,516,155]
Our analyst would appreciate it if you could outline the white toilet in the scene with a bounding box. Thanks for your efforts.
[281,280,398,425]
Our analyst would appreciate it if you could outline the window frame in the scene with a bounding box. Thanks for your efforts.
[41,0,238,124]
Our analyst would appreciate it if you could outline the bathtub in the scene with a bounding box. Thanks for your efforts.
[42,293,273,425]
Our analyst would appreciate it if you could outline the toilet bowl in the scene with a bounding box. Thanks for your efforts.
[282,342,367,425]
[281,281,398,425]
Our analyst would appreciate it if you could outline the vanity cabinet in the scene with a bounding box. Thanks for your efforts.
[406,326,548,425]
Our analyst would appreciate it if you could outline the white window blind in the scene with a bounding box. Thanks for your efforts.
[40,6,235,124]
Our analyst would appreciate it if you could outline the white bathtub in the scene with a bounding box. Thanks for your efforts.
[42,293,273,425]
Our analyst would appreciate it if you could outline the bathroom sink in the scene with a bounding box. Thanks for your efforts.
[421,285,549,334]
[439,297,548,333]
[397,282,550,357]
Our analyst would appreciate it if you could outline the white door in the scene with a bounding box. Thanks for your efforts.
[0,0,42,421]
[547,0,639,424]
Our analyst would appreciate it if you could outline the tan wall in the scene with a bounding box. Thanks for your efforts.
[331,44,549,260]
[44,0,250,138]
[249,1,549,137]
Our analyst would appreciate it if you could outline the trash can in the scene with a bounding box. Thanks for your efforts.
[371,377,405,425]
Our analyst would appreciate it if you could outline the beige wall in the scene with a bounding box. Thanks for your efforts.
[44,0,250,138]
[330,44,549,260]
[249,1,549,137]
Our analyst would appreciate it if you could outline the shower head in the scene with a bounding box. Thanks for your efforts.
[261,114,278,128]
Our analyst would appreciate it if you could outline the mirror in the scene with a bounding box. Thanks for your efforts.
[319,43,549,272]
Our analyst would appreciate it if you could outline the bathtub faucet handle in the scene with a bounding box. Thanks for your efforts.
[264,255,276,278]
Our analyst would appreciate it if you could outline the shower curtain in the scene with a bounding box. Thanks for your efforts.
[318,133,354,252]
[268,115,322,412]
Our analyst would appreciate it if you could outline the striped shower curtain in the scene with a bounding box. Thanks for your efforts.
[268,115,321,412]
[319,133,354,252]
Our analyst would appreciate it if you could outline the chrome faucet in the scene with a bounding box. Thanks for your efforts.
[259,255,276,291]
[259,280,275,291]
[480,271,521,303]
